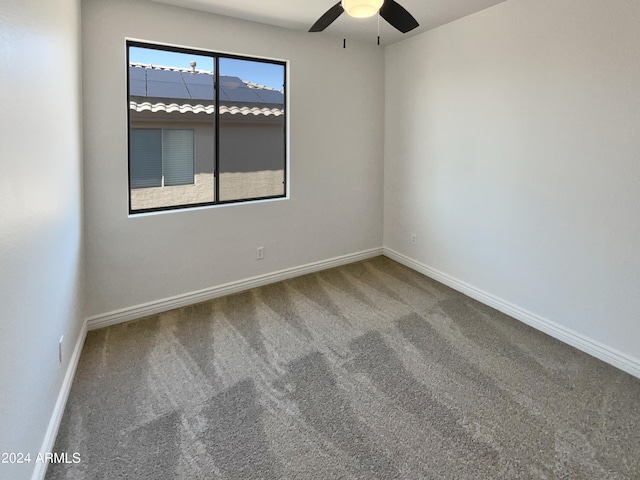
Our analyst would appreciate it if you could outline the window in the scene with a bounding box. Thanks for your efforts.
[130,129,194,188]
[127,41,287,213]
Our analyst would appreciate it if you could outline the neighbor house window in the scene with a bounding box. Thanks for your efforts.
[130,129,195,188]
[127,41,287,213]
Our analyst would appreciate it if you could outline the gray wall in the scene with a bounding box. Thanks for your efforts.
[384,0,640,368]
[0,0,84,479]
[219,120,285,173]
[83,0,384,317]
[131,115,285,173]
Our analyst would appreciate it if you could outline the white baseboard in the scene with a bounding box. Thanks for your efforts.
[87,248,384,331]
[85,244,640,376]
[383,247,640,379]
[31,321,88,480]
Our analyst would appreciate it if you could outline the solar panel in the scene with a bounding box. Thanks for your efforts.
[219,89,231,102]
[185,84,214,101]
[253,89,284,105]
[143,68,190,99]
[180,71,213,85]
[129,80,146,96]
[219,76,245,89]
[147,80,190,99]
[129,66,146,81]
[181,71,213,100]
[222,86,263,103]
[147,68,181,82]
[129,67,146,96]
[130,67,281,104]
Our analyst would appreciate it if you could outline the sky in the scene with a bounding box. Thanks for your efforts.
[129,46,285,91]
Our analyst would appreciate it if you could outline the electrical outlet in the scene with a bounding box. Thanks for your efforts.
[59,336,64,363]
[257,246,264,260]
[411,234,417,245]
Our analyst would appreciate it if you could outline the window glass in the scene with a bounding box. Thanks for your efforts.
[218,58,286,201]
[127,42,287,214]
[163,130,194,186]
[130,129,162,188]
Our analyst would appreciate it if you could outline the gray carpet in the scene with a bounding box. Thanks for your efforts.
[47,256,640,479]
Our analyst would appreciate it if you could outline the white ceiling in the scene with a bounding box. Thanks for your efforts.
[149,0,509,45]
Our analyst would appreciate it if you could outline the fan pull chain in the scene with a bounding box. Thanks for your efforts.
[378,12,380,45]
[343,12,347,48]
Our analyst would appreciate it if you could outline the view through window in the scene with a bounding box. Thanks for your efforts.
[127,41,287,213]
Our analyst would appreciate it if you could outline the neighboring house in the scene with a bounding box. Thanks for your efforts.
[128,63,285,209]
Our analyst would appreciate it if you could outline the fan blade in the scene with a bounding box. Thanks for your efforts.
[380,0,419,33]
[309,2,344,32]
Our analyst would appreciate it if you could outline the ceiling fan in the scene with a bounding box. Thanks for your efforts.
[309,0,419,34]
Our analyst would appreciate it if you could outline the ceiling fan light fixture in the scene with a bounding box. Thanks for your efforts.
[341,0,384,18]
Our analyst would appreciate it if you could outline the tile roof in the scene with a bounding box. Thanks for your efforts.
[129,101,284,117]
